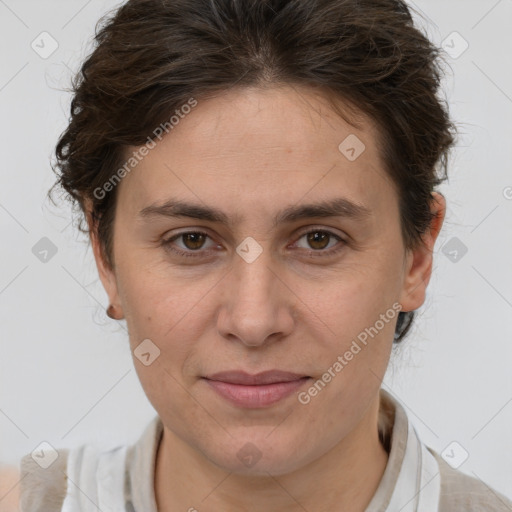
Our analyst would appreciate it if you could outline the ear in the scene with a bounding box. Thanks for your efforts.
[398,191,446,312]
[84,198,123,318]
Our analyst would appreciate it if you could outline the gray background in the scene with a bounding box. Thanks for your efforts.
[0,0,511,501]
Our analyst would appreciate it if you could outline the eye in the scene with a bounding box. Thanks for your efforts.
[161,228,346,259]
[293,229,346,257]
[161,231,217,258]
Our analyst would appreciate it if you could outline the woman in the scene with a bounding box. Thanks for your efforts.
[7,0,512,510]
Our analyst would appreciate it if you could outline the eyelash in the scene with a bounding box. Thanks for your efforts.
[160,229,346,259]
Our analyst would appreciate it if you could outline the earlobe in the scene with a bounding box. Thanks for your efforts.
[106,303,124,320]
[399,192,446,312]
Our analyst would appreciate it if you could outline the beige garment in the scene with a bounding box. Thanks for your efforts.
[19,389,512,511]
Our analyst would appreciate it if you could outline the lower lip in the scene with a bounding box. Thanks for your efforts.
[203,377,311,408]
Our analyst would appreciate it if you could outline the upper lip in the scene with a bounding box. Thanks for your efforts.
[204,370,309,385]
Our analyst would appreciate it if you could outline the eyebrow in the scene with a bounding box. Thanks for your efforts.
[138,197,372,228]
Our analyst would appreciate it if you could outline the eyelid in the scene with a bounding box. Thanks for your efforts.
[293,225,346,242]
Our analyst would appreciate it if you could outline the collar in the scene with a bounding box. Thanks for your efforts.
[367,388,441,511]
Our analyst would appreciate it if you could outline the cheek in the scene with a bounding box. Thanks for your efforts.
[310,263,400,387]
[300,304,395,433]
[115,258,186,334]
[316,265,401,337]
[116,260,210,380]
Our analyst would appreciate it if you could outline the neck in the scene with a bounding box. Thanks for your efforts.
[154,392,389,512]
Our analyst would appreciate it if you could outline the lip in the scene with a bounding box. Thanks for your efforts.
[204,370,309,385]
[202,370,311,408]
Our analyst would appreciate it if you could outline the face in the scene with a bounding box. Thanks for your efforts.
[90,84,444,475]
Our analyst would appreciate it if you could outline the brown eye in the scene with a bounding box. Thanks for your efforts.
[294,229,346,257]
[161,231,216,258]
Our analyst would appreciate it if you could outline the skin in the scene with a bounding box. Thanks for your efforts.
[0,466,20,512]
[87,84,445,512]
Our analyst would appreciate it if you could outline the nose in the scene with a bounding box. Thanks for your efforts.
[216,245,295,348]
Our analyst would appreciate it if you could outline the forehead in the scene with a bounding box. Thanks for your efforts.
[116,84,395,222]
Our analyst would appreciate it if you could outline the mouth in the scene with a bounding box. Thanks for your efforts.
[204,369,309,385]
[202,370,311,408]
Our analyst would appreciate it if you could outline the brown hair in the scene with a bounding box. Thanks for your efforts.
[50,0,457,343]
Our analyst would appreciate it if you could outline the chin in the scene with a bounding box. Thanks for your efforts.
[203,433,315,477]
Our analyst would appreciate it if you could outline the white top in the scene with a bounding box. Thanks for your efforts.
[19,388,512,511]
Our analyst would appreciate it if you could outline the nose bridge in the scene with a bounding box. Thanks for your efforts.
[234,245,273,303]
[217,239,294,346]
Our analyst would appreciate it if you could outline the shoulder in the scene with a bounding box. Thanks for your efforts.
[17,441,134,512]
[18,449,69,512]
[430,449,512,511]
[0,465,21,512]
